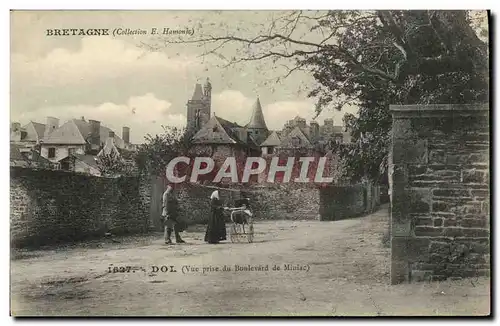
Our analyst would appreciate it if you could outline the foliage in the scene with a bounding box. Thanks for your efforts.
[135,126,192,176]
[155,10,489,182]
[95,150,133,177]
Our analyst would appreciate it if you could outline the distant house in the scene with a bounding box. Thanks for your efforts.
[10,116,138,176]
[10,143,55,169]
[191,115,261,161]
[41,117,133,160]
[57,154,101,176]
[19,121,45,146]
[260,116,352,156]
[276,126,314,154]
[10,144,29,168]
[260,131,282,155]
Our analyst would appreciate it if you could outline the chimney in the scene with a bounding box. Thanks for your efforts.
[10,122,21,142]
[106,130,115,146]
[122,126,130,144]
[88,120,101,148]
[310,120,320,140]
[104,130,115,148]
[297,118,306,130]
[44,117,59,139]
[98,130,120,158]
[11,122,20,131]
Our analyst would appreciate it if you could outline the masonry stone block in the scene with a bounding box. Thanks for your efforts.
[392,164,408,185]
[460,218,487,228]
[433,219,443,227]
[10,167,149,247]
[461,169,488,184]
[433,188,471,197]
[389,104,490,284]
[414,226,443,237]
[393,139,428,164]
[471,189,489,199]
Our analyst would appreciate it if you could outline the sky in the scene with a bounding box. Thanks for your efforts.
[10,10,359,144]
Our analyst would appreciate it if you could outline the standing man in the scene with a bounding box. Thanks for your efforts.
[162,185,185,245]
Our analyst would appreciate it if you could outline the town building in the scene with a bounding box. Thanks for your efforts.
[187,80,266,162]
[10,117,137,175]
[260,116,352,156]
[186,78,352,160]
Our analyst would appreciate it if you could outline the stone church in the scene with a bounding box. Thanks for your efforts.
[184,78,350,183]
[186,78,351,159]
[187,79,268,161]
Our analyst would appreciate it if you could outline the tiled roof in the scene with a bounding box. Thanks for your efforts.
[246,98,268,130]
[10,144,28,162]
[73,153,99,169]
[277,126,313,148]
[192,116,237,145]
[191,116,259,150]
[44,119,126,147]
[32,122,45,139]
[260,131,281,147]
[44,120,87,144]
[21,121,46,142]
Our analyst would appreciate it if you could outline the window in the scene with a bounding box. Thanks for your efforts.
[268,146,274,154]
[68,148,76,156]
[291,136,300,147]
[48,148,56,158]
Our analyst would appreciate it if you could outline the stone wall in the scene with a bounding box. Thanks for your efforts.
[10,167,148,248]
[171,182,379,225]
[319,182,380,221]
[250,185,321,221]
[389,104,490,284]
[173,183,321,225]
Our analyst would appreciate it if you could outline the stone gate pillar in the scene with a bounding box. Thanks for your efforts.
[389,104,490,284]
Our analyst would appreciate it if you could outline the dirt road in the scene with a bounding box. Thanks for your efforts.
[11,205,490,316]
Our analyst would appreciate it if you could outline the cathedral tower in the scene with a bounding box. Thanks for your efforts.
[187,78,212,134]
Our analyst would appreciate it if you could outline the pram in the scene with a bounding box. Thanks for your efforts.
[224,198,254,243]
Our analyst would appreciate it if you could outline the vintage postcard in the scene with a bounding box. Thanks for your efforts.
[10,10,490,316]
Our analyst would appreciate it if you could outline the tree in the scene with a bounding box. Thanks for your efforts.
[96,150,134,177]
[151,10,488,182]
[135,126,192,177]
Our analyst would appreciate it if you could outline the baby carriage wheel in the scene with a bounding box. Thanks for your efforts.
[229,224,237,243]
[247,224,254,243]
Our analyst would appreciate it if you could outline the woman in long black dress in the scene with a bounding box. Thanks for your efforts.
[204,190,227,244]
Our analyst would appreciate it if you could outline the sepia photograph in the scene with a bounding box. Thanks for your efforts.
[9,8,491,317]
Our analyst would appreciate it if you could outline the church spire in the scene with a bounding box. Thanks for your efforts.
[191,83,203,101]
[247,97,268,130]
[203,77,212,96]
